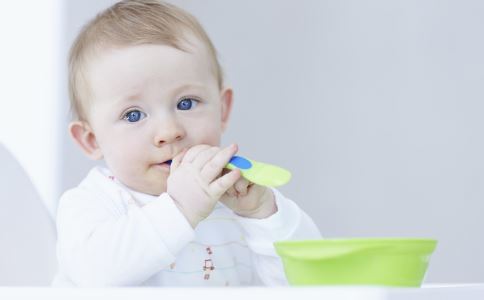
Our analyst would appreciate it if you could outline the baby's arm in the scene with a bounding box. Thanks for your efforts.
[234,188,321,285]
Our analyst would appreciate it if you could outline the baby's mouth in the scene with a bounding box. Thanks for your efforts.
[154,160,172,168]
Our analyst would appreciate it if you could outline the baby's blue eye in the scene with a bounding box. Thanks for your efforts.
[177,98,198,110]
[123,110,146,122]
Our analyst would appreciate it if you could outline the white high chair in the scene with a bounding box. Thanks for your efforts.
[0,143,57,285]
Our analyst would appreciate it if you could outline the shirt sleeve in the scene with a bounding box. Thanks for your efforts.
[233,188,321,285]
[55,188,194,287]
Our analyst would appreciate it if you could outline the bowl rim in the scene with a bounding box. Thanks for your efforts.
[274,237,438,260]
[274,237,437,247]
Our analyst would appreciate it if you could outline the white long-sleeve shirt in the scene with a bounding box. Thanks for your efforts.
[52,166,321,287]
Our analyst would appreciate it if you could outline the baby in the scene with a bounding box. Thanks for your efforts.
[54,0,321,287]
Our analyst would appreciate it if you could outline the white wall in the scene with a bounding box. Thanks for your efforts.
[0,1,62,218]
[59,0,484,283]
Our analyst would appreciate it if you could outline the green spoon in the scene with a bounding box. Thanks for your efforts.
[166,155,291,187]
[225,155,291,187]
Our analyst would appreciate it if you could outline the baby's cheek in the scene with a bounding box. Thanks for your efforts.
[197,129,222,146]
[106,145,143,175]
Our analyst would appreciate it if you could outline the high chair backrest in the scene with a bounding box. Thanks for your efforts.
[0,143,57,286]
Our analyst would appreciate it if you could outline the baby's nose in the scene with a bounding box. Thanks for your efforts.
[154,131,184,146]
[153,120,185,146]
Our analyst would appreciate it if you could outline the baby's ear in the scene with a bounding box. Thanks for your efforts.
[68,121,103,160]
[220,87,233,132]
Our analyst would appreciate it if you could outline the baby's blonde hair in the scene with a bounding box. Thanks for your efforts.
[69,0,224,121]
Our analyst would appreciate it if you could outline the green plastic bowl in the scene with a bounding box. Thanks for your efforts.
[274,238,437,287]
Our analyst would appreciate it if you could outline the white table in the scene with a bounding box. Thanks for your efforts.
[1,284,483,300]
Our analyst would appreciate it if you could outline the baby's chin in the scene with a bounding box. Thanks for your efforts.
[146,187,167,196]
[122,178,168,196]
[142,181,168,196]
[115,168,169,196]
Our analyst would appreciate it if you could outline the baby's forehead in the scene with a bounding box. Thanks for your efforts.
[87,39,212,77]
[91,32,209,64]
[82,43,218,102]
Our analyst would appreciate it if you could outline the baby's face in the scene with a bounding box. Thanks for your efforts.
[84,43,230,195]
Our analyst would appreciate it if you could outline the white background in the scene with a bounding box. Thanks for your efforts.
[1,0,483,284]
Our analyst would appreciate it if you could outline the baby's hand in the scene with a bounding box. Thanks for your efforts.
[219,173,277,219]
[167,144,241,228]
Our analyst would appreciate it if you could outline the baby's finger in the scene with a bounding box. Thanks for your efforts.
[169,148,188,172]
[209,169,241,199]
[191,146,220,169]
[226,186,236,197]
[200,144,238,183]
[234,177,250,196]
[181,144,211,164]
